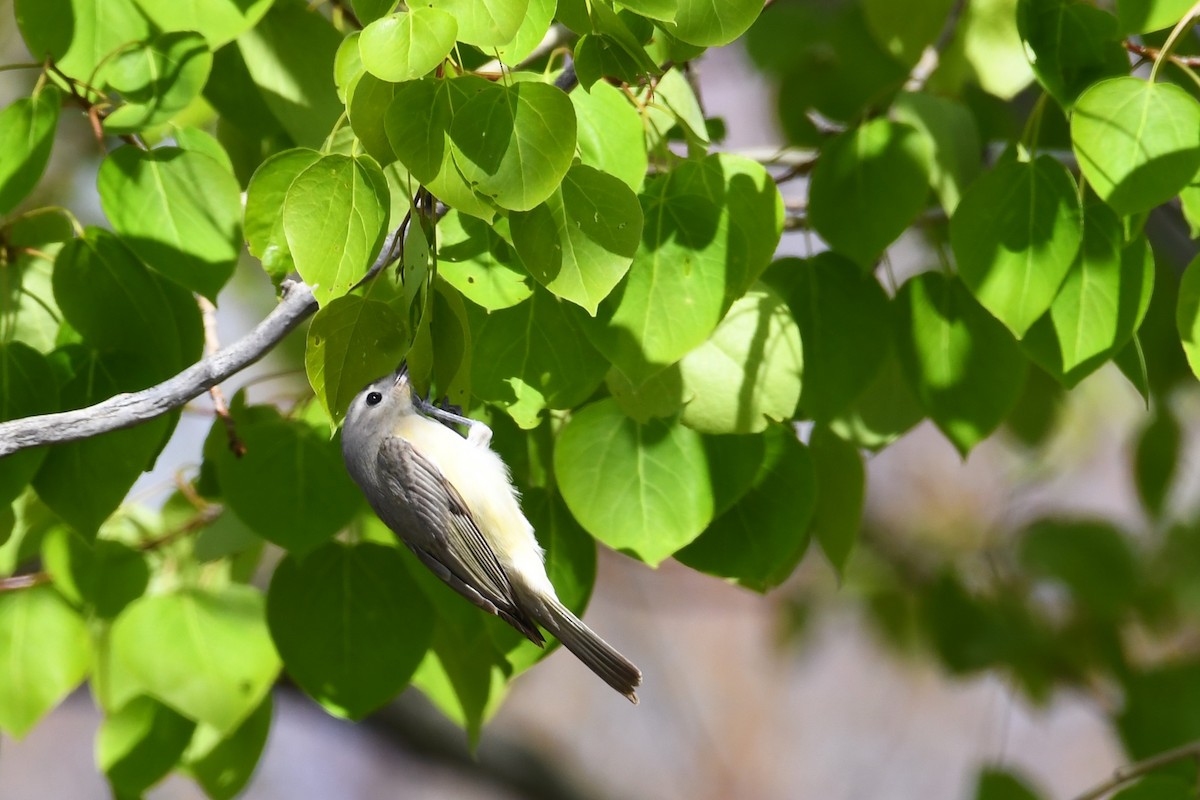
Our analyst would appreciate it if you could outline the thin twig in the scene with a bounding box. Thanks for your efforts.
[1125,40,1200,68]
[905,0,967,92]
[1071,740,1200,800]
[0,572,50,592]
[198,296,245,457]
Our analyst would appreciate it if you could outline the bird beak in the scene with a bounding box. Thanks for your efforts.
[393,361,409,387]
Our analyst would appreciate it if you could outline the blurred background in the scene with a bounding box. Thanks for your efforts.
[3,1,1199,798]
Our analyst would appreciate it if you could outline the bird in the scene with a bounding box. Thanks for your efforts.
[341,365,641,703]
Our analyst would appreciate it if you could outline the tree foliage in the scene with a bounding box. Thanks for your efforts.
[2,0,1200,796]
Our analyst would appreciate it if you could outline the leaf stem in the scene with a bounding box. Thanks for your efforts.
[1149,0,1200,83]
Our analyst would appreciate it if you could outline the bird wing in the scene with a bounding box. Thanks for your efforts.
[376,436,544,644]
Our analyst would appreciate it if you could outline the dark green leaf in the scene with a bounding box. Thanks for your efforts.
[41,529,149,618]
[212,411,362,553]
[0,343,58,506]
[974,768,1044,800]
[1135,404,1180,520]
[268,541,433,719]
[667,0,760,46]
[96,696,196,797]
[894,272,1028,455]
[809,426,864,576]
[1018,0,1128,106]
[862,0,956,64]
[1111,777,1193,800]
[1020,519,1137,618]
[765,254,891,423]
[676,430,815,591]
[182,694,272,800]
[809,119,931,268]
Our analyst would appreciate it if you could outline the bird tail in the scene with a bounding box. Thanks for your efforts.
[537,596,642,704]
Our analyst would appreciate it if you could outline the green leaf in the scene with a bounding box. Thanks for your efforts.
[809,426,864,577]
[430,0,529,47]
[1022,202,1155,383]
[212,411,362,553]
[891,91,982,215]
[1135,404,1180,520]
[237,1,343,148]
[571,80,648,191]
[809,119,931,268]
[103,32,213,134]
[1178,253,1200,380]
[1019,518,1137,618]
[1117,0,1194,33]
[638,66,708,152]
[52,228,200,379]
[1119,661,1200,769]
[41,530,149,618]
[359,7,457,82]
[282,154,390,306]
[1111,777,1193,800]
[98,145,242,300]
[495,0,557,65]
[110,585,280,733]
[437,210,533,310]
[386,76,497,221]
[667,0,760,46]
[894,272,1028,456]
[555,399,713,565]
[0,343,58,506]
[305,295,411,424]
[1,214,68,352]
[746,1,908,129]
[766,254,891,423]
[0,85,60,214]
[347,73,402,165]
[471,286,608,428]
[1018,0,1128,107]
[182,694,272,800]
[1072,77,1200,216]
[575,32,650,90]
[244,147,323,284]
[352,0,398,24]
[449,81,577,212]
[132,0,273,47]
[15,0,150,79]
[863,0,956,64]
[676,429,815,591]
[928,0,1034,100]
[585,154,783,383]
[974,768,1044,800]
[675,283,802,434]
[950,156,1083,337]
[0,585,91,738]
[97,696,196,797]
[268,541,433,719]
[510,164,643,313]
[827,350,925,451]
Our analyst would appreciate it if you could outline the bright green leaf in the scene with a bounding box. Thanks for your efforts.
[430,0,529,47]
[98,145,242,300]
[950,156,1083,337]
[111,585,280,733]
[359,7,457,82]
[0,585,90,738]
[449,80,577,212]
[1072,77,1200,216]
[571,80,647,191]
[555,399,713,565]
[103,32,213,134]
[928,0,1034,99]
[437,210,533,310]
[891,91,982,214]
[282,154,390,306]
[1177,253,1200,380]
[667,0,761,46]
[495,0,557,64]
[15,0,150,79]
[132,0,273,47]
[0,85,60,214]
[244,147,323,284]
[1117,0,1194,33]
[676,283,803,434]
[511,164,643,313]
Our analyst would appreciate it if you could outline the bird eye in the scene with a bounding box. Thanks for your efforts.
[366,391,383,407]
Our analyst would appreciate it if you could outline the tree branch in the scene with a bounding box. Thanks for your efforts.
[0,280,317,457]
[1072,740,1200,800]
